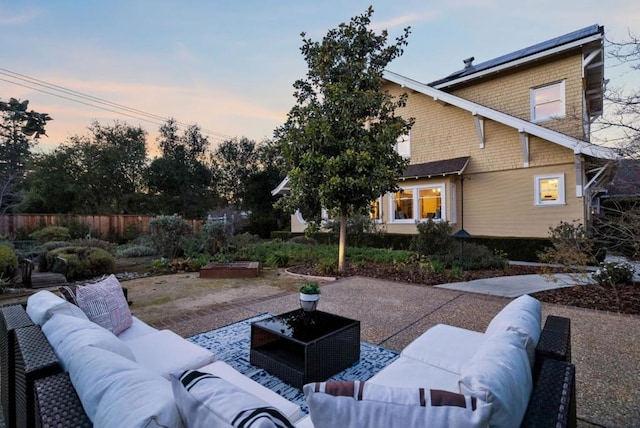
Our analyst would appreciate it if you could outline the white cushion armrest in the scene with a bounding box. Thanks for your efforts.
[26,290,66,325]
[125,330,215,379]
[198,360,303,422]
[401,324,485,374]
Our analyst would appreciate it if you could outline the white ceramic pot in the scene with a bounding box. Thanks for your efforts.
[299,292,320,312]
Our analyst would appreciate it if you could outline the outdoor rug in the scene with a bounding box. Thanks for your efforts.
[188,313,399,414]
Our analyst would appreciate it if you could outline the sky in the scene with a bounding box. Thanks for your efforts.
[1,0,639,154]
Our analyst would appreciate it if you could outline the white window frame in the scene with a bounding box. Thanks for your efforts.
[390,184,446,223]
[534,173,565,206]
[395,133,411,158]
[531,81,566,122]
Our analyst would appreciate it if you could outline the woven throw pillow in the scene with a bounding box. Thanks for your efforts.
[171,370,295,427]
[303,381,491,428]
[75,274,132,335]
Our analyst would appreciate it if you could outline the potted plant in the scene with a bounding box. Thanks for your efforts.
[299,282,321,312]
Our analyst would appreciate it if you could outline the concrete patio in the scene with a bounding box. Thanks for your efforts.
[146,275,640,428]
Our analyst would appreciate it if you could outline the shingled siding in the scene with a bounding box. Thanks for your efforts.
[0,214,203,238]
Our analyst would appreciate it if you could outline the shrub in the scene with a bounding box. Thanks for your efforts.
[70,238,117,254]
[29,226,71,243]
[454,242,507,270]
[593,261,635,286]
[198,219,233,255]
[266,252,290,268]
[288,236,318,245]
[538,220,597,270]
[327,215,385,248]
[147,215,193,258]
[116,245,157,258]
[47,246,115,281]
[0,246,18,281]
[411,220,455,257]
[57,217,92,239]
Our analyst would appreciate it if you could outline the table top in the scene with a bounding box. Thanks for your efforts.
[252,309,359,343]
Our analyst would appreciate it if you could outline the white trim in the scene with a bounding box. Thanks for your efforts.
[450,183,457,224]
[531,80,566,122]
[390,184,446,223]
[383,71,618,160]
[432,33,603,90]
[271,177,290,196]
[534,173,566,206]
[294,210,307,224]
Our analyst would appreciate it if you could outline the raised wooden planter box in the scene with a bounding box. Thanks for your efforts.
[199,262,260,278]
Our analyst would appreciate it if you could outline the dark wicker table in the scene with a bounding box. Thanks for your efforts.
[250,309,360,388]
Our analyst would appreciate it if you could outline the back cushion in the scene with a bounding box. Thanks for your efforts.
[459,330,532,427]
[303,381,492,428]
[67,346,181,427]
[42,314,135,371]
[485,294,541,365]
[26,290,66,325]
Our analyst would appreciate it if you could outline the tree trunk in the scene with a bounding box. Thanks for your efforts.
[338,211,347,273]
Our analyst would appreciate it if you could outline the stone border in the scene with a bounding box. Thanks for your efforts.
[284,266,337,282]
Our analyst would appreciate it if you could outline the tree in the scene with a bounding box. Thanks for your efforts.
[0,98,51,213]
[275,6,414,272]
[211,137,261,207]
[147,119,216,217]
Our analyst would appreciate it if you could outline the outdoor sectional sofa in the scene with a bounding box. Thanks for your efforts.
[0,277,575,427]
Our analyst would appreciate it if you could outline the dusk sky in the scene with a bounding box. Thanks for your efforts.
[1,1,639,153]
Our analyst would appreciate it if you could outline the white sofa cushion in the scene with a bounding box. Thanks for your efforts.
[485,294,541,365]
[42,314,135,370]
[75,274,133,335]
[303,381,492,428]
[367,355,461,392]
[198,360,303,422]
[401,324,485,374]
[171,369,295,427]
[26,290,66,325]
[459,330,532,428]
[126,329,215,379]
[42,301,89,324]
[117,316,159,342]
[67,345,181,426]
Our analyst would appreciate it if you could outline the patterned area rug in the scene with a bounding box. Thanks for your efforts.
[188,313,399,414]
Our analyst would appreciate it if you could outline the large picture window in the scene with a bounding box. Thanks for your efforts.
[531,81,565,122]
[391,185,445,222]
[534,174,565,205]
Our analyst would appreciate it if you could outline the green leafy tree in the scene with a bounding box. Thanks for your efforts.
[211,137,261,207]
[0,97,51,213]
[275,7,414,272]
[147,119,216,217]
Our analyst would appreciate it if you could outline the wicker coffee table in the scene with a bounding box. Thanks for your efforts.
[250,309,360,388]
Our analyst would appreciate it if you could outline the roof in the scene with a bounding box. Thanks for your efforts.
[383,70,618,160]
[401,157,470,180]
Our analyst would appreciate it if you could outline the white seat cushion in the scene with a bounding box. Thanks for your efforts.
[198,360,303,422]
[367,356,461,392]
[125,330,215,379]
[26,290,66,325]
[459,330,533,428]
[117,316,158,342]
[401,324,485,374]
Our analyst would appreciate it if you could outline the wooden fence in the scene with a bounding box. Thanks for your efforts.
[0,214,203,239]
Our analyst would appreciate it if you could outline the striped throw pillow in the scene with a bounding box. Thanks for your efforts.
[75,274,132,335]
[303,381,492,428]
[171,370,295,428]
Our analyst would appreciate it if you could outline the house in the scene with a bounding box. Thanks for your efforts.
[592,158,640,215]
[275,24,618,239]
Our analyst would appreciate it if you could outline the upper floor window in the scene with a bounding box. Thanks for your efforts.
[534,173,565,205]
[395,133,411,158]
[531,81,565,122]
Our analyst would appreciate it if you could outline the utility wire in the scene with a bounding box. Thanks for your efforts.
[0,67,234,141]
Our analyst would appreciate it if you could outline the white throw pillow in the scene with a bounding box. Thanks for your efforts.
[67,346,180,427]
[459,330,532,428]
[26,290,66,325]
[485,294,541,365]
[303,381,492,428]
[171,369,295,427]
[42,313,135,371]
[75,274,132,335]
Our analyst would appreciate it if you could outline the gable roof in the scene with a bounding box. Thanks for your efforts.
[383,70,617,160]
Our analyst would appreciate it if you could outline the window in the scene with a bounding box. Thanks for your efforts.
[534,174,565,205]
[531,81,565,122]
[395,133,410,158]
[391,185,445,222]
[369,198,383,221]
